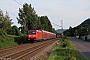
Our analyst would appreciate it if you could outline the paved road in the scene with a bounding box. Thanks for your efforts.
[69,37,90,60]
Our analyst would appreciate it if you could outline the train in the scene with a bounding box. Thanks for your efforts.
[28,30,56,41]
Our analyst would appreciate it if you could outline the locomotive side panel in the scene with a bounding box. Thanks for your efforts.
[36,30,43,40]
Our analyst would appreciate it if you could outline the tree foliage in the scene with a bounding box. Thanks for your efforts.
[17,3,38,33]
[0,9,13,35]
[40,16,52,32]
[64,24,90,36]
[80,18,90,26]
[17,3,55,33]
[10,25,22,36]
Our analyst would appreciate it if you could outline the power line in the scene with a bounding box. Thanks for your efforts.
[17,0,23,4]
[0,0,22,17]
[52,21,63,37]
[14,0,22,6]
[51,22,61,27]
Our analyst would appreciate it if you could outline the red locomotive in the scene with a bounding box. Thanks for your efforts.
[28,30,56,41]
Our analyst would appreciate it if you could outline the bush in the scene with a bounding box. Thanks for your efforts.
[65,54,76,60]
[61,39,71,48]
[85,35,88,41]
[14,34,28,44]
[0,35,18,48]
[0,27,28,48]
[62,35,69,41]
[0,34,28,48]
[0,29,7,36]
[8,25,22,36]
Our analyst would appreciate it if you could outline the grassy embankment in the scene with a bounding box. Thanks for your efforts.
[0,27,28,48]
[48,36,87,60]
[0,35,27,48]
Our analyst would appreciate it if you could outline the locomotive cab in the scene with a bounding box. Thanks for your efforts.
[28,30,43,41]
[28,30,36,40]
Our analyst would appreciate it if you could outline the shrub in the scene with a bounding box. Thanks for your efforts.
[85,35,88,41]
[0,35,18,48]
[61,39,71,48]
[10,25,22,36]
[62,35,69,41]
[0,29,7,36]
[14,34,28,44]
[65,54,76,60]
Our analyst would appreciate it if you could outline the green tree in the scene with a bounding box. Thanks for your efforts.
[17,3,55,33]
[52,28,56,33]
[36,16,42,29]
[4,12,13,34]
[0,9,13,35]
[40,16,52,32]
[64,26,75,36]
[17,3,38,34]
[0,10,4,28]
[11,25,22,36]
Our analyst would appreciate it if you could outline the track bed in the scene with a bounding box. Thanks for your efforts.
[0,39,59,60]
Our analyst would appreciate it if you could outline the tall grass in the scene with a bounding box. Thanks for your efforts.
[48,36,87,60]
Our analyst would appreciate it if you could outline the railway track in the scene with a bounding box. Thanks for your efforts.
[0,44,31,57]
[0,41,47,57]
[0,39,59,60]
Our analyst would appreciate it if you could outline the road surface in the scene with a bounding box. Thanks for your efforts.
[69,37,90,60]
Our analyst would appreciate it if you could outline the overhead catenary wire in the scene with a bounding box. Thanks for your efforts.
[0,0,22,17]
[14,0,22,6]
[51,22,62,27]
[17,0,23,4]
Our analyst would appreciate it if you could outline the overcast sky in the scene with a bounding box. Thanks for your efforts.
[0,0,90,30]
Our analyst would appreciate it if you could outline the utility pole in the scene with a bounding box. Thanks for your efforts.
[51,20,63,38]
[60,20,63,38]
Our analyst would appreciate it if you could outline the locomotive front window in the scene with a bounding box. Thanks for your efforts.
[29,30,36,34]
